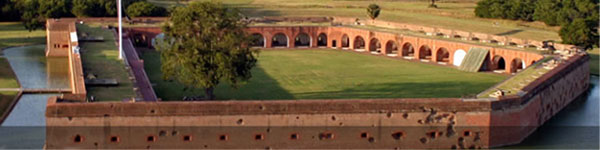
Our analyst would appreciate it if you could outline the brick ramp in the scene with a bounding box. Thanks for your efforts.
[122,38,158,101]
[458,48,489,72]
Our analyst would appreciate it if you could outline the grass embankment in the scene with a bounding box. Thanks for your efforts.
[0,58,19,89]
[0,22,46,49]
[0,91,18,123]
[76,24,135,101]
[589,48,599,75]
[0,57,19,122]
[479,57,554,98]
[141,49,506,100]
[150,0,560,42]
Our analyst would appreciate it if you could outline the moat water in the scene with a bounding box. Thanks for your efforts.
[0,45,597,149]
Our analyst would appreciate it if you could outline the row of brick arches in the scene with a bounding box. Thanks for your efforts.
[126,26,540,74]
[247,31,529,73]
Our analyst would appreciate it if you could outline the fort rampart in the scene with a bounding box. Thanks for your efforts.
[43,17,589,149]
[45,54,589,149]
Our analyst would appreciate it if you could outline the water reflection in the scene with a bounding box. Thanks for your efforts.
[508,76,599,149]
[0,45,597,148]
[2,45,69,89]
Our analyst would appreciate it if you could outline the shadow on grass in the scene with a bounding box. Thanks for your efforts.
[495,29,523,36]
[0,37,46,49]
[139,49,294,101]
[293,81,496,99]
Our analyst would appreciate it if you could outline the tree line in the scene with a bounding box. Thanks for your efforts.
[0,0,167,31]
[475,0,599,49]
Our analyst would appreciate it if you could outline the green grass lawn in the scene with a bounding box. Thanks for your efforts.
[141,49,506,100]
[589,48,599,75]
[0,58,19,89]
[0,22,46,49]
[76,24,136,101]
[0,91,18,122]
[150,0,560,41]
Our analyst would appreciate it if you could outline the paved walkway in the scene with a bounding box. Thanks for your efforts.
[122,38,158,101]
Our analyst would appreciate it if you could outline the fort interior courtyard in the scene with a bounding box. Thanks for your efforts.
[0,1,597,149]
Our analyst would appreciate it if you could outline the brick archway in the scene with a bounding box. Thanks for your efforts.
[354,36,365,50]
[492,55,506,71]
[250,33,266,48]
[368,38,381,54]
[341,34,350,49]
[510,58,525,73]
[385,40,399,56]
[271,33,289,48]
[294,32,311,48]
[317,33,327,47]
[418,45,432,60]
[436,47,450,63]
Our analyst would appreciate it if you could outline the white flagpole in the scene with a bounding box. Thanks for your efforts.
[117,0,123,60]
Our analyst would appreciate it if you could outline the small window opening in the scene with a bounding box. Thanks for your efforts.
[183,135,192,142]
[147,136,156,142]
[110,136,119,143]
[319,132,334,140]
[74,135,83,143]
[464,131,471,136]
[290,133,299,140]
[360,132,369,138]
[219,135,228,141]
[391,132,404,140]
[254,134,264,140]
[426,131,437,139]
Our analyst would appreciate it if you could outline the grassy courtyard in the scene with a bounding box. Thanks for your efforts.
[0,22,46,49]
[76,24,136,101]
[141,49,506,100]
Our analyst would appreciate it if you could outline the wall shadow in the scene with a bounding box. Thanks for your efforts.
[292,81,498,99]
[495,29,523,36]
[139,49,293,101]
[214,65,295,100]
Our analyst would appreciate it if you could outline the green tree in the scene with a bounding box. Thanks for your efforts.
[533,0,562,26]
[157,2,258,100]
[366,4,380,20]
[559,18,599,49]
[126,1,166,17]
[429,0,439,8]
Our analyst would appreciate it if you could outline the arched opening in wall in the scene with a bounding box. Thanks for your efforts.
[510,58,525,73]
[493,55,506,73]
[294,33,311,48]
[453,49,466,66]
[369,38,381,54]
[317,33,327,47]
[436,47,450,64]
[385,40,398,57]
[508,42,518,46]
[418,45,432,61]
[527,45,538,49]
[354,36,365,51]
[453,35,462,39]
[271,33,288,48]
[341,34,350,49]
[132,34,148,47]
[471,37,480,42]
[250,33,265,48]
[490,40,499,44]
[402,43,415,58]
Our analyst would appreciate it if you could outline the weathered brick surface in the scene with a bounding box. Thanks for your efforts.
[44,18,589,149]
